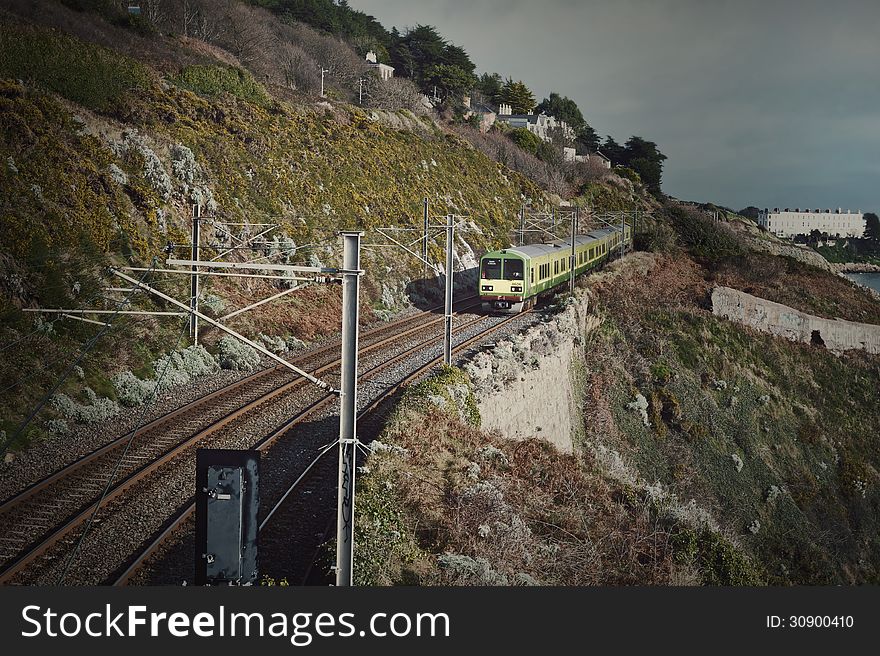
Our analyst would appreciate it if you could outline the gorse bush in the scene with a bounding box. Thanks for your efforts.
[667,205,743,259]
[173,65,271,106]
[113,345,218,406]
[217,336,261,371]
[0,22,150,111]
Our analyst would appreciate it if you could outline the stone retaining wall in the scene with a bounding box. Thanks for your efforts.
[711,286,880,354]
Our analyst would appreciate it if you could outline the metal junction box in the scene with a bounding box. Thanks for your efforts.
[195,449,259,585]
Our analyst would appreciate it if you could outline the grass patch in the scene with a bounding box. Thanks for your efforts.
[172,65,271,106]
[0,22,150,112]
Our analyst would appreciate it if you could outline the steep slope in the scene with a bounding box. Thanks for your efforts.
[353,207,880,586]
[0,15,543,437]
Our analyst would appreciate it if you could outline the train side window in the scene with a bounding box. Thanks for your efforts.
[530,268,534,283]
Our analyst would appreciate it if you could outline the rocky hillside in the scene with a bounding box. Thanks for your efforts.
[354,208,880,586]
[3,3,879,587]
[0,8,544,442]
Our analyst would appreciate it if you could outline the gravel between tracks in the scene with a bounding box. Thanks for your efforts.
[8,307,540,585]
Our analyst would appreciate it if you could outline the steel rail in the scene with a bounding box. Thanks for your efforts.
[0,298,479,583]
[113,310,524,585]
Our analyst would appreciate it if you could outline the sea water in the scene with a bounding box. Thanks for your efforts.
[845,272,880,294]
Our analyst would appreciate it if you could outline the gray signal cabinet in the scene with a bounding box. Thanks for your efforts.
[195,449,260,585]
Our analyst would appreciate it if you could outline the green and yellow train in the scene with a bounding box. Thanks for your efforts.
[478,224,632,312]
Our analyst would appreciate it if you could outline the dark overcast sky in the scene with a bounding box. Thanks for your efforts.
[351,0,880,212]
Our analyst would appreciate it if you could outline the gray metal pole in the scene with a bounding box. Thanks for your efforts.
[633,207,638,250]
[443,215,454,366]
[519,205,525,246]
[569,207,577,295]
[423,197,429,284]
[190,204,201,345]
[336,231,362,587]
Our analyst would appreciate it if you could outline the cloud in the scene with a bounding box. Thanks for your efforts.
[352,0,880,211]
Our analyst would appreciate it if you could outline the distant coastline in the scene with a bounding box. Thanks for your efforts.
[833,262,880,273]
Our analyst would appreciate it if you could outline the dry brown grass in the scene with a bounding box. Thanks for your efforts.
[368,405,685,585]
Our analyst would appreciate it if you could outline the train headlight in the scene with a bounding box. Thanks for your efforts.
[481,284,493,291]
[511,285,522,293]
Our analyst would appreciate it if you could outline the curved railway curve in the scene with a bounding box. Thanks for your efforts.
[114,308,532,586]
[0,295,483,584]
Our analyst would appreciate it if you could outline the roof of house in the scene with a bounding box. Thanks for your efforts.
[470,101,496,114]
[496,113,539,123]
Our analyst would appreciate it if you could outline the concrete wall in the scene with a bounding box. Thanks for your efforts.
[712,286,880,354]
[465,291,599,454]
[476,335,580,454]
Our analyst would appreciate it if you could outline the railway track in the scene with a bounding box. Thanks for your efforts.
[0,295,480,584]
[114,308,530,586]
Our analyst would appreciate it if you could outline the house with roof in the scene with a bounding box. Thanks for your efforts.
[495,108,574,143]
[462,96,497,132]
[562,147,612,168]
[365,50,394,81]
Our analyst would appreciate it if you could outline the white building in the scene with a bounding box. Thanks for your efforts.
[757,208,864,238]
[562,147,612,168]
[495,110,574,143]
[365,50,394,81]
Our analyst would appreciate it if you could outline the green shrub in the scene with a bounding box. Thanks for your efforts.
[173,65,271,106]
[614,166,641,184]
[507,127,541,155]
[0,23,150,111]
[672,529,764,585]
[667,206,743,259]
[636,223,677,253]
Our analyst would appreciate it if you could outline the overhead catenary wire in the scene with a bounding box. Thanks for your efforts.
[55,302,194,585]
[0,263,156,454]
[0,284,129,354]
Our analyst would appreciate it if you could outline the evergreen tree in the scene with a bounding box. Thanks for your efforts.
[474,72,503,105]
[500,78,535,114]
[623,136,667,194]
[865,212,880,241]
[440,44,475,76]
[423,64,475,106]
[601,136,626,164]
[535,92,599,152]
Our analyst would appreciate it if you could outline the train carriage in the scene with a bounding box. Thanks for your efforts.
[479,223,632,312]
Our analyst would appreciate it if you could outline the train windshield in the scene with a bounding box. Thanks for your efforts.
[504,259,524,280]
[482,258,502,279]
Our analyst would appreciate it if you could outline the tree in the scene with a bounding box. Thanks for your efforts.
[474,72,503,105]
[535,92,600,152]
[440,44,475,77]
[623,136,667,194]
[600,136,626,164]
[500,79,535,114]
[363,76,424,113]
[508,127,541,155]
[865,212,880,241]
[536,92,583,130]
[423,64,475,107]
[390,24,446,84]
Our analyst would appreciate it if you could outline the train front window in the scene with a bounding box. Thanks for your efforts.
[504,259,524,280]
[482,258,502,279]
